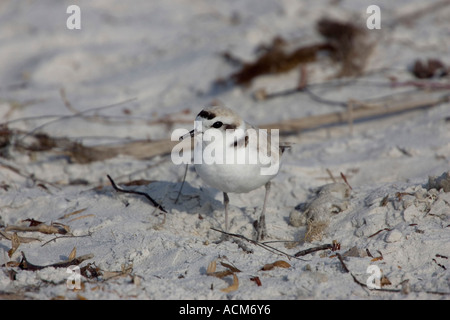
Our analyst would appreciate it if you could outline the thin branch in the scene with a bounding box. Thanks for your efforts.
[40,232,93,247]
[294,243,334,257]
[107,174,167,213]
[18,251,94,271]
[19,97,137,141]
[261,91,449,131]
[211,228,304,260]
[334,253,449,295]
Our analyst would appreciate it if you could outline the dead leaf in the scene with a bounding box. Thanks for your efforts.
[220,262,241,273]
[261,260,291,271]
[273,260,291,268]
[59,208,88,220]
[371,256,383,262]
[0,230,40,243]
[68,247,77,261]
[412,58,448,79]
[209,270,234,279]
[18,251,94,271]
[206,260,237,279]
[250,276,262,287]
[380,275,392,287]
[221,274,239,293]
[206,260,217,274]
[68,214,95,223]
[5,222,69,235]
[8,232,20,258]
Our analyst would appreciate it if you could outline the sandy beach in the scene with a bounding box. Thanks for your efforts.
[0,0,449,300]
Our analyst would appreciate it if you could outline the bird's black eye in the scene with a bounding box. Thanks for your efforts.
[212,121,223,128]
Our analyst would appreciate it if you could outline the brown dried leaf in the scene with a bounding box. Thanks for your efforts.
[221,274,239,293]
[412,58,448,79]
[220,262,241,273]
[316,17,373,77]
[206,260,239,279]
[68,214,95,223]
[206,260,217,274]
[223,36,331,86]
[261,264,274,271]
[101,264,133,281]
[380,275,392,287]
[59,208,88,220]
[68,247,77,261]
[8,232,20,258]
[273,260,291,268]
[5,222,69,235]
[261,260,291,271]
[250,276,262,287]
[371,256,383,262]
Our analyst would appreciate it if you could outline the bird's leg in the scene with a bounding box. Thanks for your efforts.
[223,192,229,232]
[214,192,231,243]
[256,181,270,241]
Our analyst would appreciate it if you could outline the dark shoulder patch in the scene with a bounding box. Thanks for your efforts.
[224,124,237,130]
[234,134,249,148]
[198,110,216,120]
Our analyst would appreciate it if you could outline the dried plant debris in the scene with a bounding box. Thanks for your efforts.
[7,232,20,258]
[206,259,240,293]
[221,274,239,293]
[380,275,392,287]
[290,182,351,242]
[0,125,13,158]
[58,208,88,220]
[0,230,40,243]
[316,17,375,77]
[101,263,134,281]
[5,221,70,235]
[206,259,241,279]
[218,17,374,87]
[17,251,94,271]
[304,219,329,242]
[222,37,333,86]
[68,247,77,261]
[250,276,262,287]
[377,176,450,223]
[411,58,449,79]
[261,260,291,271]
[294,241,340,257]
[0,125,112,164]
[107,174,167,213]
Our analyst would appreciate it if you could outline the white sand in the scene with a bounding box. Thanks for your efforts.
[0,0,449,300]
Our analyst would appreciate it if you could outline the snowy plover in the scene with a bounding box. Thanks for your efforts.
[180,105,288,240]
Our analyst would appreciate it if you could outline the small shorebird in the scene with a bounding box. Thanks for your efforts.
[180,105,288,240]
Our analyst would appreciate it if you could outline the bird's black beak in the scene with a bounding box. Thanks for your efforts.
[179,129,195,141]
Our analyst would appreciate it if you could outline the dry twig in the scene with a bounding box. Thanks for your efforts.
[5,222,69,235]
[18,251,93,271]
[107,174,167,213]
